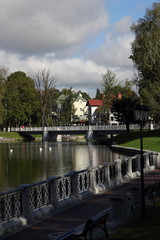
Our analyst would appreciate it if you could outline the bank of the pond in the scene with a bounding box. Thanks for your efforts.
[0,132,86,142]
[112,130,160,152]
[0,130,159,152]
[0,132,42,142]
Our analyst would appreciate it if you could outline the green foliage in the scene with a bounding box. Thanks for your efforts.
[95,88,102,99]
[111,97,138,132]
[100,69,137,124]
[4,71,39,127]
[60,88,75,124]
[130,2,160,122]
[0,67,8,126]
[101,69,119,98]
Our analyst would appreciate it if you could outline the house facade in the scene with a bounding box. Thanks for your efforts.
[87,99,103,124]
[72,93,88,122]
[87,99,118,125]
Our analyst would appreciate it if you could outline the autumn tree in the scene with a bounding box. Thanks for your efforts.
[130,2,160,122]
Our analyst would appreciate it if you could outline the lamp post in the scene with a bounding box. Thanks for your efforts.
[133,104,149,218]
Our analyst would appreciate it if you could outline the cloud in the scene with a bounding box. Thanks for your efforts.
[0,0,108,56]
[114,16,132,34]
[0,0,137,97]
[86,32,134,69]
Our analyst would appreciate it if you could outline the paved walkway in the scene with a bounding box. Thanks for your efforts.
[1,169,160,240]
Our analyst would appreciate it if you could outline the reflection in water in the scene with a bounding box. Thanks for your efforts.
[0,141,121,192]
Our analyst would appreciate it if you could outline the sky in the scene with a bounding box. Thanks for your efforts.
[0,0,158,97]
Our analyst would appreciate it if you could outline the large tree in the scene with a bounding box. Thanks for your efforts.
[111,97,138,132]
[34,68,57,127]
[130,2,160,122]
[4,71,39,127]
[99,70,137,124]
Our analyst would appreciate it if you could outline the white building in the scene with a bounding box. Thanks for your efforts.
[72,93,88,122]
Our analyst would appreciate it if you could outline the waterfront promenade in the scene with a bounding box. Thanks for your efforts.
[1,169,160,240]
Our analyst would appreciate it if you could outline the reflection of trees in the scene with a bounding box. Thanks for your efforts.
[0,144,6,191]
[6,142,43,188]
[0,142,117,192]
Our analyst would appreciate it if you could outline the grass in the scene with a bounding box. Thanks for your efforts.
[109,201,160,240]
[113,130,160,152]
[0,132,23,139]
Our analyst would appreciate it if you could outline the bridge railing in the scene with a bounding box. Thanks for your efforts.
[0,151,157,226]
[11,124,144,133]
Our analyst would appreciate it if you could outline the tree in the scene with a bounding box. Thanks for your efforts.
[111,97,138,132]
[46,88,60,126]
[0,67,8,127]
[34,68,57,128]
[101,69,119,97]
[59,88,75,124]
[130,2,160,122]
[100,70,121,123]
[4,71,39,127]
[95,88,102,99]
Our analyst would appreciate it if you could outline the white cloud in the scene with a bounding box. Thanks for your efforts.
[114,16,132,34]
[0,0,108,56]
[0,0,137,97]
[86,32,134,69]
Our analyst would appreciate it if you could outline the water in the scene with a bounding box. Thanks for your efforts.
[0,141,121,192]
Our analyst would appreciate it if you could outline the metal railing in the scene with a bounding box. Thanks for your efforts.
[0,151,157,223]
[11,124,143,133]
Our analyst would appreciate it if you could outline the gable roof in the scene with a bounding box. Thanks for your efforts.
[74,93,87,103]
[87,99,103,106]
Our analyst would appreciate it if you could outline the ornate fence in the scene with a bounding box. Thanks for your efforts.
[0,151,158,224]
[0,189,22,223]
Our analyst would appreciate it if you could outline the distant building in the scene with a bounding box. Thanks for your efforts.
[87,99,103,124]
[72,93,88,122]
[87,99,118,125]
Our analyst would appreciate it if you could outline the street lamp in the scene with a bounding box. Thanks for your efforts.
[133,104,149,218]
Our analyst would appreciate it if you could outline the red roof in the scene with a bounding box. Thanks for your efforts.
[87,99,103,106]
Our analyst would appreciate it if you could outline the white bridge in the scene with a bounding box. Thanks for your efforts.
[11,124,140,141]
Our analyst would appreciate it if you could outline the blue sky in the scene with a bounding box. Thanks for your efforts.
[0,0,158,97]
[106,0,155,23]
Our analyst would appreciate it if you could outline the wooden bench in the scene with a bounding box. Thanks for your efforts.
[49,208,112,240]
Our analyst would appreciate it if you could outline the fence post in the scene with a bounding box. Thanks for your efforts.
[20,184,31,220]
[104,163,111,188]
[127,157,133,178]
[70,171,79,200]
[153,152,158,168]
[144,152,150,171]
[89,167,95,193]
[47,176,60,208]
[114,159,122,184]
